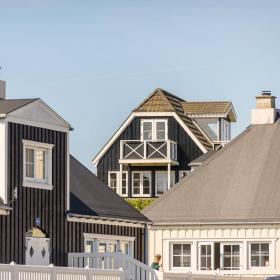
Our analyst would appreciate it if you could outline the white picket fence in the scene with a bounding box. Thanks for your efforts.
[68,252,158,280]
[0,263,124,280]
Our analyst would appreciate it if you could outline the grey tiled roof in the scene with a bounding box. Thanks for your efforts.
[143,121,280,224]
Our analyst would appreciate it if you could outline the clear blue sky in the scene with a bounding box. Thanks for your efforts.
[1,0,280,169]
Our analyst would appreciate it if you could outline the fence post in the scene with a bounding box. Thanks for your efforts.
[119,267,125,280]
[9,261,16,280]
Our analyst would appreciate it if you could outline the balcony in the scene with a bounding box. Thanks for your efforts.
[119,140,178,166]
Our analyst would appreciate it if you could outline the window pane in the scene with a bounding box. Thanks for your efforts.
[183,256,191,267]
[183,244,191,255]
[261,256,269,267]
[223,245,231,256]
[132,173,140,194]
[223,257,231,269]
[173,244,181,255]
[261,244,269,254]
[35,150,46,180]
[109,173,118,192]
[25,148,35,178]
[156,172,168,195]
[251,256,259,267]
[232,245,240,255]
[232,256,240,268]
[156,122,166,140]
[143,172,151,194]
[121,173,127,195]
[143,122,152,140]
[251,244,259,254]
[173,256,181,267]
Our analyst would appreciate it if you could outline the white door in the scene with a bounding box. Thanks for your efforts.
[26,237,50,266]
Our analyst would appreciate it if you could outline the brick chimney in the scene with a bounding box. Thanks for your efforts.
[251,91,278,124]
[0,80,6,99]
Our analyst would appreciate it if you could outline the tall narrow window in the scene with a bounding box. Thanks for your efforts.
[156,121,167,140]
[200,244,212,270]
[108,172,118,192]
[250,243,269,267]
[172,244,191,268]
[221,244,240,270]
[132,171,151,197]
[121,172,128,196]
[142,121,153,140]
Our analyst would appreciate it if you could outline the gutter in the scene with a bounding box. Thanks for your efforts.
[67,212,152,226]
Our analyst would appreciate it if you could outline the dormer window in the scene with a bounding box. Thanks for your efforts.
[141,119,168,141]
[23,140,54,190]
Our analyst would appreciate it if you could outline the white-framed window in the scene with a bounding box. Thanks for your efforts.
[108,171,128,196]
[171,243,191,268]
[84,233,135,257]
[249,243,270,268]
[141,119,168,141]
[220,243,241,270]
[23,140,54,190]
[198,242,213,270]
[132,171,151,197]
[155,171,175,196]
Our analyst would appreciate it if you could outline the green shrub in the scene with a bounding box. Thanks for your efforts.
[125,198,155,211]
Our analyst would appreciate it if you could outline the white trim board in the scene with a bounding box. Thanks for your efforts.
[83,233,136,242]
[0,119,8,203]
[92,111,210,166]
[67,214,149,228]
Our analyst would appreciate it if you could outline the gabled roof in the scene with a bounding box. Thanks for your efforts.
[182,101,237,122]
[70,155,149,223]
[0,99,37,115]
[143,121,280,224]
[134,88,213,151]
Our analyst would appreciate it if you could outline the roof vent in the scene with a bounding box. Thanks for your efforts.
[251,90,277,124]
[0,80,6,100]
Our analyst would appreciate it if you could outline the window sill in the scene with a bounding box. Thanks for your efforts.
[23,180,53,190]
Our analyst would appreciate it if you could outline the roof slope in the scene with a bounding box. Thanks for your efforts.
[143,121,280,224]
[70,155,149,222]
[189,150,216,166]
[0,99,37,114]
[134,88,213,151]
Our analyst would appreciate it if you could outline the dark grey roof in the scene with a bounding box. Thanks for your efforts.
[0,99,37,114]
[189,150,216,166]
[70,155,149,223]
[143,121,280,224]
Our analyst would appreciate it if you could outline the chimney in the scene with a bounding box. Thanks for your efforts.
[251,90,278,124]
[0,80,6,99]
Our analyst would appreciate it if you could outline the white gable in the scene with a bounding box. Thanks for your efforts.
[6,99,71,132]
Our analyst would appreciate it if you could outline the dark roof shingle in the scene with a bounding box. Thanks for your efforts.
[70,155,149,222]
[0,99,37,114]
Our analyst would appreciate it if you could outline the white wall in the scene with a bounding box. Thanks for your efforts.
[0,119,7,203]
[148,224,280,275]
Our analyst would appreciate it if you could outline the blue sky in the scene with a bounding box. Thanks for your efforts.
[1,0,280,169]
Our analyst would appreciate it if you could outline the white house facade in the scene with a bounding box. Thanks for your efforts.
[143,91,280,276]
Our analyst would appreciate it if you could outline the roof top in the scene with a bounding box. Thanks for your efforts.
[189,150,216,166]
[0,99,37,115]
[134,88,213,151]
[70,155,149,223]
[143,121,280,224]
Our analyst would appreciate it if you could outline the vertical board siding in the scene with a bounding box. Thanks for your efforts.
[97,116,203,197]
[0,122,67,266]
[0,122,146,266]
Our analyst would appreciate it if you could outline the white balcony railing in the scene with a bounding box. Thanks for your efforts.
[120,140,178,162]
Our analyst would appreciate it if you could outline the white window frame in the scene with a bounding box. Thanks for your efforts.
[132,171,151,197]
[22,140,54,190]
[220,243,242,271]
[83,233,135,257]
[198,242,214,271]
[171,242,192,269]
[140,119,168,141]
[249,242,270,269]
[108,171,128,196]
[155,171,175,196]
[108,172,118,193]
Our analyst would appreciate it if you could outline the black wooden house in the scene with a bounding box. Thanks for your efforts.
[93,88,236,198]
[0,80,149,267]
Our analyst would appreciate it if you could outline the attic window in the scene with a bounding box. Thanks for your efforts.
[141,119,168,141]
[23,140,54,190]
